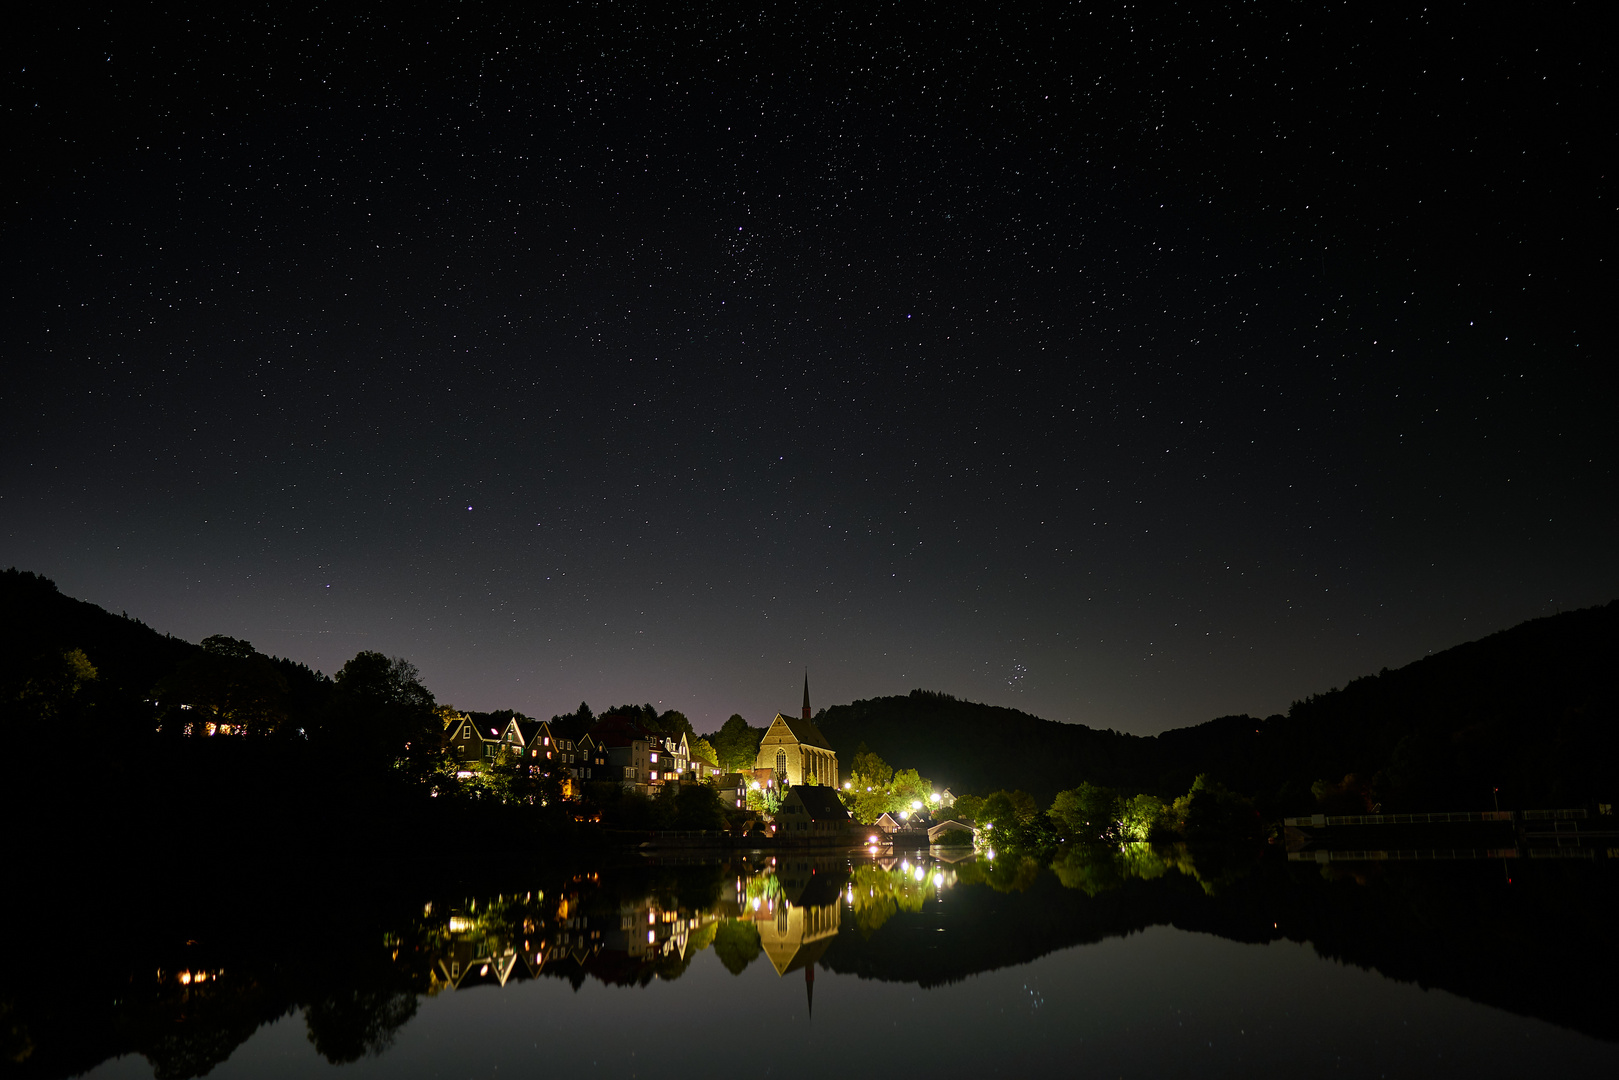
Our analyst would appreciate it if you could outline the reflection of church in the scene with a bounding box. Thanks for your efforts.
[746,857,850,1014]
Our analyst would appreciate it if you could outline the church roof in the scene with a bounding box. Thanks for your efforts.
[773,713,834,751]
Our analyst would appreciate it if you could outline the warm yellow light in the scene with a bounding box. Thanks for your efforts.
[932,873,944,887]
[929,793,941,803]
[899,810,909,820]
[911,800,922,810]
[914,867,925,882]
[750,780,761,790]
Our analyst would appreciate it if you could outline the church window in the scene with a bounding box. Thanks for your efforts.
[776,749,787,773]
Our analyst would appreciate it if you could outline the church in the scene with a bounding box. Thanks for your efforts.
[754,674,840,788]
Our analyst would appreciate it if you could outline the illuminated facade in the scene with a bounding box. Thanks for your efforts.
[753,674,839,788]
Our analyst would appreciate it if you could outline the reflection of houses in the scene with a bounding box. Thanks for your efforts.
[754,675,839,788]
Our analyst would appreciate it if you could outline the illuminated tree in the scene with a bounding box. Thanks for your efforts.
[690,737,719,768]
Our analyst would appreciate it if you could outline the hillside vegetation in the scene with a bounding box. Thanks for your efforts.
[819,601,1619,813]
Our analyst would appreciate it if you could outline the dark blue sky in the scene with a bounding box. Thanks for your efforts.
[3,2,1611,733]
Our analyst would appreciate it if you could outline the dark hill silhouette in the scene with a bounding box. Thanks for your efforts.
[818,601,1619,811]
[0,567,202,696]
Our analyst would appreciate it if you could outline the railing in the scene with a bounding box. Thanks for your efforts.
[1283,811,1514,827]
[1521,808,1588,821]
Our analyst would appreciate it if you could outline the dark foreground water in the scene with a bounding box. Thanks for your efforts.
[11,843,1619,1079]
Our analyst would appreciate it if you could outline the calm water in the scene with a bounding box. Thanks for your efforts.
[16,845,1619,1079]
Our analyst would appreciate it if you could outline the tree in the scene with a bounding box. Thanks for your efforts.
[1048,782,1121,844]
[849,742,894,790]
[12,647,98,722]
[951,793,986,824]
[153,637,290,737]
[711,714,761,772]
[690,737,719,768]
[674,783,730,830]
[745,784,783,816]
[320,652,440,777]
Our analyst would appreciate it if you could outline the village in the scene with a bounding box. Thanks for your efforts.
[441,679,976,849]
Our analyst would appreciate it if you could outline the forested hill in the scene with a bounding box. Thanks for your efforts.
[818,601,1619,812]
[816,693,1170,803]
[0,567,201,695]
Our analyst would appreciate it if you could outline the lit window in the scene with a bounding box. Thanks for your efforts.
[650,753,658,763]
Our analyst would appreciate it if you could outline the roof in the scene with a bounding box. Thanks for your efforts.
[771,712,834,751]
[516,719,550,746]
[788,785,851,822]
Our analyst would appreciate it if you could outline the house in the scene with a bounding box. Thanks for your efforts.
[585,715,692,795]
[716,772,749,811]
[516,719,584,799]
[753,674,839,788]
[587,714,655,794]
[444,712,506,775]
[777,785,851,841]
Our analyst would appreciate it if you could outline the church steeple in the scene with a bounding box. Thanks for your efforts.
[802,670,811,721]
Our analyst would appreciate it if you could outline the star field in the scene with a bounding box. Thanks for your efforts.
[2,2,1611,733]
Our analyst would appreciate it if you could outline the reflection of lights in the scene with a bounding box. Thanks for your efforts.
[479,964,489,976]
[448,916,474,933]
[933,873,944,887]
[914,867,926,882]
[751,897,761,910]
[986,849,996,860]
[648,930,656,943]
[901,860,910,872]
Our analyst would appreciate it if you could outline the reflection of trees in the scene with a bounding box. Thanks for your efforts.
[1048,842,1257,897]
[954,853,1042,893]
[304,990,418,1064]
[17,849,1619,1079]
[848,865,935,936]
[712,920,762,974]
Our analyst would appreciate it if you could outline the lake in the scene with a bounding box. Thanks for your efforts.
[13,843,1618,1079]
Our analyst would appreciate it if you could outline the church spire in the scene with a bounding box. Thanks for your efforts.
[802,670,811,721]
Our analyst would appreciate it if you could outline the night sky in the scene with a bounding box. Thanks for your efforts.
[3,3,1612,735]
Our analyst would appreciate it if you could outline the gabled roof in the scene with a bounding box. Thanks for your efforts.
[769,713,834,751]
[788,785,850,822]
[516,719,551,746]
[449,717,489,742]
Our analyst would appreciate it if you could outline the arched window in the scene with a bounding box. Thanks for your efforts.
[775,749,787,775]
